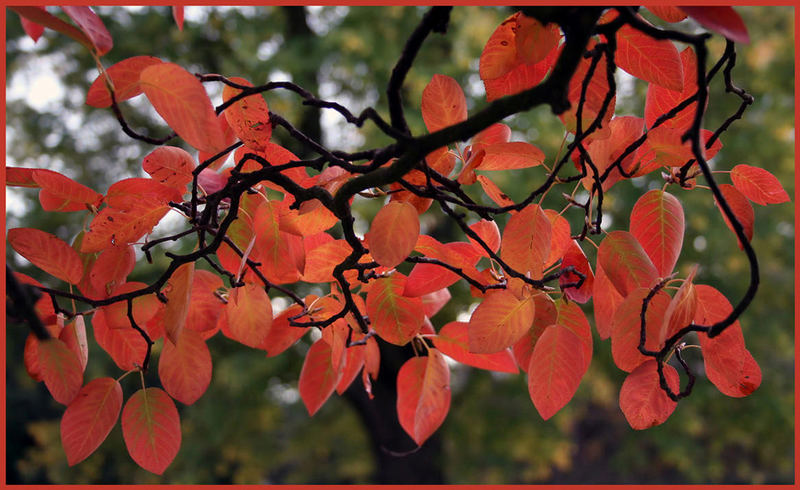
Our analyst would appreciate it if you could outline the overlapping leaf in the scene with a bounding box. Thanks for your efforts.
[500,203,551,279]
[225,283,273,348]
[86,56,163,108]
[611,288,671,372]
[680,6,749,44]
[619,360,679,429]
[60,377,122,466]
[615,23,683,92]
[367,274,424,346]
[299,339,345,416]
[433,322,518,373]
[222,76,272,151]
[142,146,196,190]
[37,338,83,405]
[715,184,754,249]
[163,263,194,345]
[629,190,684,277]
[159,329,212,405]
[365,202,420,269]
[468,290,535,354]
[597,231,659,297]
[559,240,594,304]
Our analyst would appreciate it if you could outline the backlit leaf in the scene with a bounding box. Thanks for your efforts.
[59,316,89,373]
[434,321,518,373]
[396,349,451,446]
[645,48,699,133]
[630,190,684,277]
[262,304,310,357]
[680,6,749,44]
[715,184,754,249]
[299,339,345,416]
[61,6,113,55]
[544,209,571,266]
[19,7,46,43]
[172,6,184,30]
[86,56,163,108]
[597,230,659,297]
[61,377,122,466]
[421,74,467,133]
[142,146,196,190]
[140,62,226,153]
[730,164,790,205]
[365,201,420,269]
[556,300,593,371]
[89,245,136,297]
[37,338,83,405]
[515,15,560,65]
[477,175,515,209]
[163,263,194,345]
[225,283,273,349]
[33,170,104,212]
[593,265,624,340]
[254,199,304,284]
[611,288,671,372]
[468,290,535,354]
[367,274,424,346]
[619,360,679,429]
[479,13,519,80]
[615,23,683,91]
[8,228,84,285]
[122,387,181,475]
[159,329,212,405]
[512,292,557,369]
[483,52,557,102]
[302,239,352,283]
[92,308,148,371]
[527,324,585,420]
[559,240,594,304]
[474,142,545,171]
[500,203,551,279]
[222,76,272,152]
[10,6,94,51]
[467,219,501,257]
[647,6,687,23]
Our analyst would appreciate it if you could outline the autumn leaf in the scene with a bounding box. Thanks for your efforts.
[597,231,659,297]
[715,184,754,249]
[299,339,345,416]
[159,329,212,405]
[730,164,790,205]
[680,6,749,44]
[611,288,671,372]
[365,201,420,269]
[433,321,518,373]
[222,76,272,152]
[468,290,535,354]
[500,203,551,280]
[163,263,194,345]
[396,349,451,446]
[37,338,83,405]
[142,146,196,190]
[559,240,594,304]
[8,228,84,285]
[527,324,586,420]
[629,190,685,277]
[615,22,683,92]
[367,274,424,346]
[225,283,273,349]
[61,6,113,55]
[86,56,163,108]
[619,360,679,430]
[60,377,122,466]
[122,387,181,475]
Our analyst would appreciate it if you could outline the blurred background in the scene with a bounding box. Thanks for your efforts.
[5,6,794,484]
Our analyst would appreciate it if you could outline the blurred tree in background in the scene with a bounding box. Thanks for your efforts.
[5,6,794,484]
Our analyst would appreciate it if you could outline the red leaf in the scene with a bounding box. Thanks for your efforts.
[185,270,224,334]
[365,202,420,269]
[61,6,113,55]
[619,360,679,429]
[680,6,749,44]
[396,349,451,446]
[122,387,181,475]
[302,239,352,283]
[299,339,345,416]
[59,316,89,373]
[140,62,226,153]
[8,228,84,284]
[512,292,557,369]
[637,127,722,173]
[477,175,515,209]
[61,377,122,466]
[527,324,586,420]
[730,164,790,205]
[611,288,671,372]
[615,23,683,91]
[471,123,511,146]
[19,7,46,43]
[336,343,367,395]
[483,53,557,103]
[86,56,163,108]
[515,14,561,65]
[92,308,148,371]
[559,240,594,304]
[80,203,172,253]
[467,219,501,257]
[645,47,699,133]
[6,166,53,187]
[474,142,545,171]
[580,116,645,192]
[629,189,685,277]
[479,13,520,81]
[421,74,467,133]
[544,209,571,266]
[225,283,273,349]
[222,77,272,152]
[695,285,761,397]
[159,329,212,405]
[421,288,451,318]
[556,300,593,371]
[367,274,425,346]
[254,200,305,284]
[10,7,95,52]
[660,267,698,343]
[647,6,687,23]
[89,245,136,297]
[32,170,103,212]
[500,203,551,279]
[715,184,754,249]
[142,146,196,190]
[172,6,184,30]
[561,39,615,135]
[433,322,518,373]
[262,304,310,357]
[100,282,161,331]
[597,230,659,297]
[163,263,194,345]
[468,290,535,354]
[37,338,83,405]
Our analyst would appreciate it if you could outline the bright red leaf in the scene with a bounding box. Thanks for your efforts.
[159,329,212,405]
[730,164,790,205]
[396,349,451,446]
[163,262,194,345]
[559,240,594,304]
[222,76,272,152]
[172,6,185,30]
[60,377,122,466]
[715,184,754,249]
[61,6,113,55]
[615,22,683,92]
[33,169,103,212]
[680,6,749,44]
[422,74,468,134]
[619,360,679,429]
[37,338,83,405]
[59,316,89,373]
[86,56,163,108]
[142,146,196,190]
[500,203,551,280]
[299,339,345,416]
[122,387,181,475]
[611,288,671,372]
[225,283,273,349]
[8,228,85,285]
[527,324,586,420]
[597,230,660,297]
[629,189,685,277]
[433,321,518,373]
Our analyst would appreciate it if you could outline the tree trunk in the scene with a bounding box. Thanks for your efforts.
[344,339,445,484]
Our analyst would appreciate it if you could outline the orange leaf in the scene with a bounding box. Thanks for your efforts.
[92,308,148,371]
[89,245,136,298]
[142,146,196,190]
[225,283,273,349]
[336,343,367,395]
[163,263,194,345]
[8,228,84,284]
[140,62,226,153]
[81,204,169,253]
[302,239,352,283]
[730,164,790,205]
[474,142,545,171]
[32,170,103,212]
[715,184,754,249]
[500,203,551,279]
[38,338,83,405]
[514,15,560,65]
[10,6,95,52]
[365,201,420,269]
[477,175,515,209]
[597,230,659,297]
[479,13,520,80]
[660,267,698,344]
[511,292,557,369]
[484,54,556,102]
[610,288,671,372]
[299,339,345,416]
[158,329,212,405]
[543,209,571,265]
[185,270,225,334]
[527,324,586,420]
[59,316,89,373]
[122,387,181,475]
[433,321,518,373]
[367,274,424,346]
[468,290,535,354]
[262,304,310,357]
[629,189,685,277]
[619,360,679,429]
[556,299,593,371]
[421,74,467,133]
[222,77,272,152]
[561,39,615,135]
[615,22,683,92]
[60,377,122,466]
[396,349,451,446]
[254,200,304,284]
[467,219,501,257]
[86,56,163,108]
